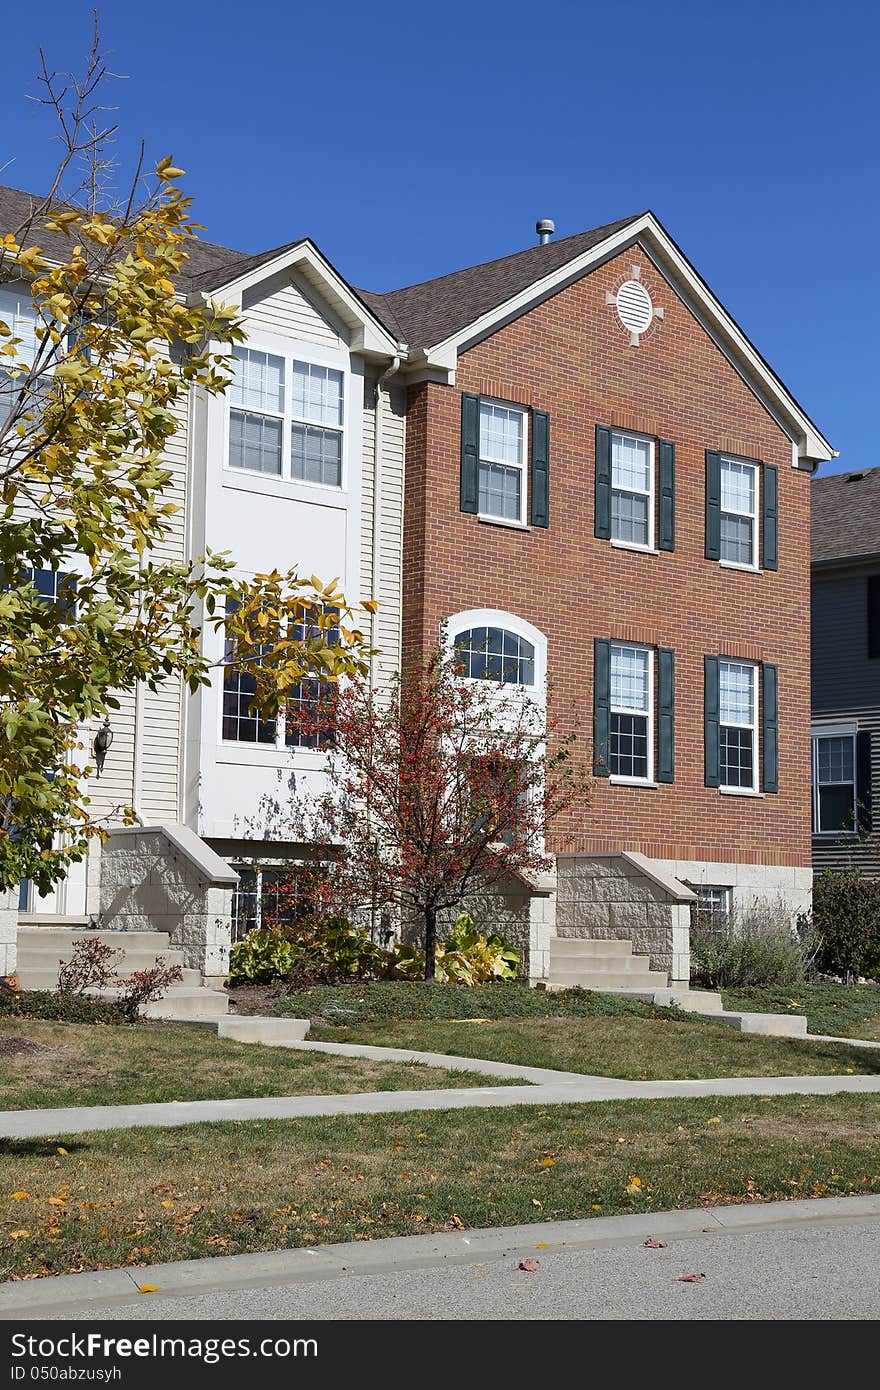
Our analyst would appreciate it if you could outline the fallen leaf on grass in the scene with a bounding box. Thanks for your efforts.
[518,1258,539,1272]
[706,1117,721,1126]
[538,1158,555,1168]
[643,1238,667,1248]
[47,1197,67,1207]
[676,1273,706,1283]
[9,1230,31,1239]
[10,1191,29,1201]
[56,1148,68,1157]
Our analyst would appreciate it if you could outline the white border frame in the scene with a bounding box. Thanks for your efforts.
[719,455,760,571]
[476,398,529,528]
[609,642,654,785]
[718,659,759,794]
[811,723,859,837]
[610,429,655,553]
[445,608,547,698]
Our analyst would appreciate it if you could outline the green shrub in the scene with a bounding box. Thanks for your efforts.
[690,898,813,989]
[393,914,520,984]
[812,870,880,982]
[228,919,389,987]
[275,979,681,1025]
[0,986,128,1025]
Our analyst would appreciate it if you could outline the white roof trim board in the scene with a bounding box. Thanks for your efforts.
[418,213,834,466]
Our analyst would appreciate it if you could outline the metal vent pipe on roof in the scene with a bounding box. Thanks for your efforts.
[536,218,555,245]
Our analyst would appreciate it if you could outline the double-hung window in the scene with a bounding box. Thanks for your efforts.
[611,431,654,549]
[720,458,758,567]
[228,346,345,488]
[812,731,857,834]
[221,599,276,745]
[478,401,527,523]
[610,643,653,781]
[719,660,758,791]
[222,600,338,751]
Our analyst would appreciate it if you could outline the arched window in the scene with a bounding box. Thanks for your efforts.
[453,626,536,686]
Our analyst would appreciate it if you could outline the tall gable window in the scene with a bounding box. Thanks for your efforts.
[611,431,654,549]
[610,643,652,781]
[221,601,337,750]
[478,401,527,523]
[228,346,345,488]
[454,626,535,686]
[720,458,758,567]
[812,732,856,834]
[719,659,757,791]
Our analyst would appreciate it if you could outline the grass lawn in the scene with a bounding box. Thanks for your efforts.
[1,1094,879,1280]
[721,982,880,1040]
[0,1019,500,1112]
[308,1015,880,1079]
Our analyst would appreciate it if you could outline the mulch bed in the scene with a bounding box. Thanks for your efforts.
[0,1035,59,1058]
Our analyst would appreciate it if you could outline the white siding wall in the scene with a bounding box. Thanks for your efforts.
[360,376,405,690]
[241,270,344,348]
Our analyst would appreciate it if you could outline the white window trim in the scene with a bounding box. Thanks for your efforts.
[811,725,859,837]
[477,398,529,527]
[610,430,655,552]
[223,332,350,496]
[720,456,760,570]
[718,659,759,794]
[609,642,654,785]
[217,597,336,761]
[445,608,547,698]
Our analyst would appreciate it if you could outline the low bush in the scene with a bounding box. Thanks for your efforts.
[115,961,184,1020]
[0,984,128,1025]
[812,870,880,982]
[690,898,814,989]
[57,938,120,996]
[393,914,520,984]
[274,979,680,1025]
[228,919,388,987]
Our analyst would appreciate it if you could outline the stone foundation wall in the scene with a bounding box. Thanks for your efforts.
[99,824,237,981]
[556,853,694,982]
[402,871,556,984]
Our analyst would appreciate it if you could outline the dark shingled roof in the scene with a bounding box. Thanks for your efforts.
[357,213,645,349]
[812,467,880,564]
[0,182,303,295]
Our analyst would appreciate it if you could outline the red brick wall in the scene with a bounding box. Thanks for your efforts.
[402,247,813,868]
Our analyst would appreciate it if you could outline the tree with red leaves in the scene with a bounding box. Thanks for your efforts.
[281,646,591,981]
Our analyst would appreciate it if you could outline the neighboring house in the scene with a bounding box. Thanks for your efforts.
[0,191,834,992]
[811,467,880,875]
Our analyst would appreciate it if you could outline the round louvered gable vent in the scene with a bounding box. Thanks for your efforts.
[615,279,654,335]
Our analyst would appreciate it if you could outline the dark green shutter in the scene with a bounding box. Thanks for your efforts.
[658,441,675,552]
[657,647,675,782]
[593,638,611,776]
[857,730,872,833]
[761,663,779,794]
[763,463,778,571]
[595,426,612,539]
[705,450,722,560]
[530,409,550,528]
[460,393,480,514]
[704,655,720,787]
[868,575,880,658]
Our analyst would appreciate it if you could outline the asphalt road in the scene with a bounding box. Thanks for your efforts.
[47,1217,880,1320]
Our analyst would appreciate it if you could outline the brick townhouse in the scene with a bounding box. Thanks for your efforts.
[0,192,833,999]
[361,212,834,983]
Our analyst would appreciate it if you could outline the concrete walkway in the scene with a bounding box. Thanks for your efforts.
[2,1067,880,1139]
[2,1195,878,1319]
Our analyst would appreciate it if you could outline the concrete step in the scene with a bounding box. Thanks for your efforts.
[546,969,669,991]
[550,938,634,958]
[16,951,188,993]
[548,956,664,975]
[651,988,726,1015]
[711,1010,808,1037]
[16,928,174,951]
[144,989,228,1021]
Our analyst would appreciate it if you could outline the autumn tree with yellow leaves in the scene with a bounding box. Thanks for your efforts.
[0,26,374,893]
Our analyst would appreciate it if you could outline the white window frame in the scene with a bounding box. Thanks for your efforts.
[225,339,347,493]
[609,642,654,785]
[610,429,655,553]
[719,456,759,570]
[692,884,732,921]
[811,725,858,837]
[477,399,529,527]
[718,659,759,794]
[446,609,546,697]
[219,598,337,757]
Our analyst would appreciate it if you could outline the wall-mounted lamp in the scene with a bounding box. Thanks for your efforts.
[93,717,113,778]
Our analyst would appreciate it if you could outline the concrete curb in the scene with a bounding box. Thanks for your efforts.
[2,1194,878,1318]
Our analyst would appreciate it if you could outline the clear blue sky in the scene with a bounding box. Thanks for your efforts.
[4,1,877,475]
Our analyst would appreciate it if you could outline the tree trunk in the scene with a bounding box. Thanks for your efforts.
[424,906,438,982]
